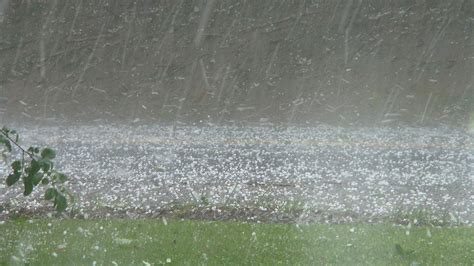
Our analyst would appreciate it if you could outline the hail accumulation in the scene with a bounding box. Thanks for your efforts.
[0,123,472,224]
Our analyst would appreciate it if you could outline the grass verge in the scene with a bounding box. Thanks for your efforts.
[1,219,473,265]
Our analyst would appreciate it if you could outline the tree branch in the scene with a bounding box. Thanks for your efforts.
[0,128,35,159]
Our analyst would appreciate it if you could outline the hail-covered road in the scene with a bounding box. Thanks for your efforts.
[1,124,473,224]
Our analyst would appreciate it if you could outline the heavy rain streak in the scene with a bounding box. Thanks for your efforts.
[0,0,473,265]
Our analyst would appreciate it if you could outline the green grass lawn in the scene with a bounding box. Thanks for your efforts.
[1,219,473,265]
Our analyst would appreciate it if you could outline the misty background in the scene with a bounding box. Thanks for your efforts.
[0,0,473,127]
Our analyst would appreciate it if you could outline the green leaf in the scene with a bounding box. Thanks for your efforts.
[11,160,22,172]
[41,177,49,185]
[23,178,33,196]
[44,188,57,200]
[28,160,41,175]
[6,172,21,186]
[54,193,67,212]
[57,173,68,182]
[51,172,67,182]
[39,159,53,172]
[32,173,44,186]
[41,148,56,160]
[28,147,40,154]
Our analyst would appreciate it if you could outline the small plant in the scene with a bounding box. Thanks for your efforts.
[1,126,70,213]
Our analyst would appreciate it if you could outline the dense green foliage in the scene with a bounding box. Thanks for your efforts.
[1,127,70,212]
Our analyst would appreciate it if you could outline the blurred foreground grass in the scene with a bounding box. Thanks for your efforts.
[1,219,472,265]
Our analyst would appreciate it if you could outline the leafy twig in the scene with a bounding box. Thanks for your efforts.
[1,126,71,213]
[0,127,35,159]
